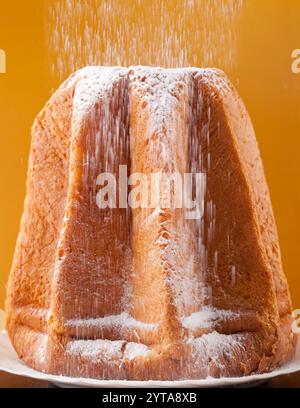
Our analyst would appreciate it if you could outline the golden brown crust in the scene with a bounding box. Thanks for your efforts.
[6,67,296,380]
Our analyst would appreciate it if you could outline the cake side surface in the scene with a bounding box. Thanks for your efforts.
[191,68,296,373]
[5,74,78,372]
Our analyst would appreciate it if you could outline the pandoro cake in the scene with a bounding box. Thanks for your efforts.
[5,66,296,380]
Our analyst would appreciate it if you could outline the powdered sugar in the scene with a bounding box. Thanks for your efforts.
[63,65,229,129]
[67,338,151,361]
[124,343,151,361]
[67,339,124,359]
[73,67,128,120]
[182,306,240,330]
[129,66,190,143]
[188,331,246,372]
[47,1,244,85]
[65,312,157,332]
[38,334,48,364]
[190,331,244,358]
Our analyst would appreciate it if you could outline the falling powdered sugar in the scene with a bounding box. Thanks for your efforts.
[46,0,244,86]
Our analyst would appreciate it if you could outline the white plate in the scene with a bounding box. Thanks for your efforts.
[0,330,299,388]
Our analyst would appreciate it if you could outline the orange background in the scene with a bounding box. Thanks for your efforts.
[0,0,299,309]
